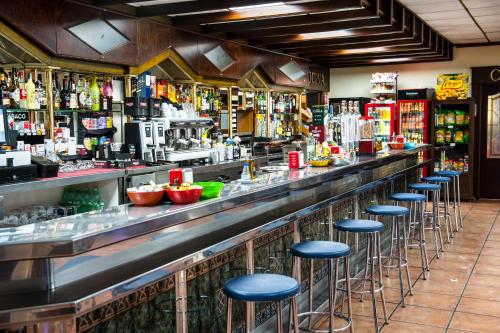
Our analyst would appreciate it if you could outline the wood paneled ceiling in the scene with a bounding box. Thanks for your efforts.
[89,0,454,67]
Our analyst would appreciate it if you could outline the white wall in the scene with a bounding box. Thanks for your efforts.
[330,45,500,98]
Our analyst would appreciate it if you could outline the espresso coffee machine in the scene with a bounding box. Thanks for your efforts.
[125,122,155,162]
[162,118,215,163]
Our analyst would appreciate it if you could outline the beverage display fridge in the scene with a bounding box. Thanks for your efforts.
[397,89,434,144]
[364,103,396,144]
[430,98,476,200]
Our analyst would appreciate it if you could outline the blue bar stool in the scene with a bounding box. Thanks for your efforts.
[335,219,388,333]
[390,193,430,280]
[436,170,463,231]
[408,182,444,258]
[365,205,413,307]
[422,176,453,243]
[289,240,353,333]
[224,273,300,333]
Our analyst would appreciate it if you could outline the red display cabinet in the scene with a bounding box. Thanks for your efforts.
[364,103,396,142]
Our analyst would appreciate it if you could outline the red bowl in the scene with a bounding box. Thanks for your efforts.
[127,190,164,206]
[166,187,203,204]
[388,142,405,150]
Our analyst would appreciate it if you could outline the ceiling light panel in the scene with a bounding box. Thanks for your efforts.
[279,61,306,82]
[299,30,353,40]
[67,18,129,54]
[203,45,235,72]
[229,2,285,11]
[128,0,194,6]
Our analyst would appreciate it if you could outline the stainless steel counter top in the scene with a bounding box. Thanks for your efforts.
[0,147,428,262]
[0,168,126,195]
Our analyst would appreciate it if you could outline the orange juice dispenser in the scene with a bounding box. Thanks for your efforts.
[364,103,396,146]
[358,116,376,155]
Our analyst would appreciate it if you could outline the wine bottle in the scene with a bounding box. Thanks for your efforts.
[90,76,100,111]
[76,75,86,109]
[18,70,27,109]
[69,73,78,109]
[35,73,46,110]
[0,70,9,107]
[53,74,61,110]
[60,77,70,110]
[26,72,37,110]
[9,68,20,109]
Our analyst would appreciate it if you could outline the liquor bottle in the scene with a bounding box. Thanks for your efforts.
[76,75,84,109]
[35,73,46,110]
[84,79,92,110]
[9,68,20,108]
[68,73,78,109]
[53,74,61,110]
[60,77,70,110]
[26,72,37,110]
[90,76,100,111]
[101,77,113,111]
[0,70,9,107]
[18,70,27,109]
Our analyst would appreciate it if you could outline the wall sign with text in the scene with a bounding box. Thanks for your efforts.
[436,73,469,100]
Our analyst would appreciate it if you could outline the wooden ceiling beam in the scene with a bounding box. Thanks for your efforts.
[284,38,425,55]
[227,17,392,39]
[326,55,451,68]
[136,0,334,17]
[200,8,377,34]
[171,0,363,26]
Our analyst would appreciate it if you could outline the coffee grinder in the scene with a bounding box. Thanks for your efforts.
[125,122,155,162]
[152,121,166,161]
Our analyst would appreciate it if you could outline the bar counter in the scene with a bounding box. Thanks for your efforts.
[0,146,430,333]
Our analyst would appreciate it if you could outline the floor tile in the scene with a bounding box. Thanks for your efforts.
[456,297,500,318]
[402,291,459,310]
[449,312,500,333]
[462,284,500,302]
[389,304,452,327]
[381,320,444,332]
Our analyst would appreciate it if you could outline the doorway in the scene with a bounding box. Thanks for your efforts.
[479,86,500,198]
[473,66,500,199]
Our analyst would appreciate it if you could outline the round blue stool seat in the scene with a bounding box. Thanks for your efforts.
[422,176,451,183]
[223,274,299,302]
[390,193,427,202]
[408,183,440,191]
[435,170,460,177]
[290,241,351,259]
[335,219,385,233]
[366,205,409,216]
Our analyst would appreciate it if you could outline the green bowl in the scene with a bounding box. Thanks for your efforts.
[193,182,225,200]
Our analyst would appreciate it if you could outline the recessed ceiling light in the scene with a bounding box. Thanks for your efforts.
[170,9,229,16]
[372,57,412,63]
[339,46,387,55]
[229,2,285,11]
[298,30,353,40]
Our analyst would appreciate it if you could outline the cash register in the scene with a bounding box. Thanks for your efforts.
[0,106,38,183]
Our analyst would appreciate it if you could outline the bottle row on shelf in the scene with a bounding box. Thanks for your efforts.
[0,68,115,112]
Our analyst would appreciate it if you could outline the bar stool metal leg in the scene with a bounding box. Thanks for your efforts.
[376,232,389,324]
[368,233,379,332]
[457,176,463,228]
[227,298,233,333]
[452,176,459,232]
[401,214,413,297]
[276,301,283,333]
[344,256,354,333]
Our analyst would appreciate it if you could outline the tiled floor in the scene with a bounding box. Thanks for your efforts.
[316,199,500,333]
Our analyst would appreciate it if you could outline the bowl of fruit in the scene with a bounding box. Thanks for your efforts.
[166,183,204,204]
[127,182,166,206]
[310,157,330,167]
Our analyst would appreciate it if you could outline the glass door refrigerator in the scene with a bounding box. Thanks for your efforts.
[364,103,396,146]
[397,89,434,143]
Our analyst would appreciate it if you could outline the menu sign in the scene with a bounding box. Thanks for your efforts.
[312,105,326,125]
[436,73,469,100]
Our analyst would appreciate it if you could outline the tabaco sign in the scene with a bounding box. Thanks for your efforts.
[306,68,329,92]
